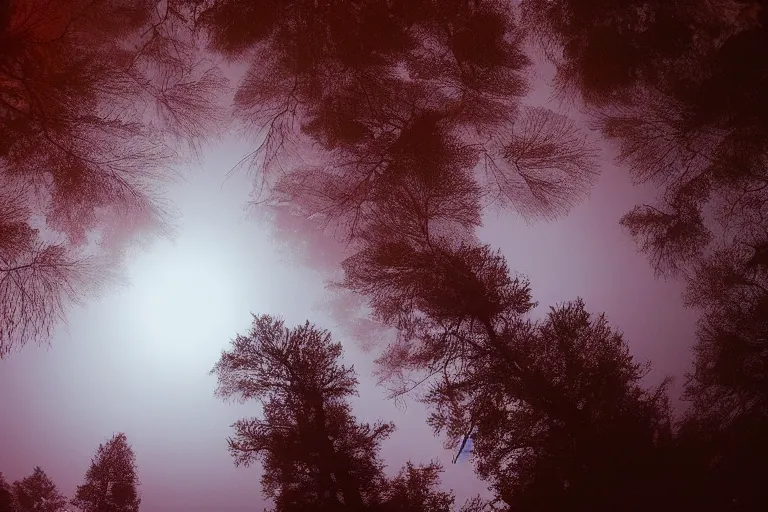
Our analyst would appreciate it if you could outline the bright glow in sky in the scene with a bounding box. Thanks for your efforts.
[129,237,241,368]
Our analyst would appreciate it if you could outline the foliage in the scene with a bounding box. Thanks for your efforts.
[192,0,597,251]
[0,0,224,356]
[211,315,394,511]
[3,0,767,510]
[0,473,20,512]
[514,2,768,507]
[12,466,68,512]
[212,314,488,512]
[377,461,455,512]
[342,222,673,509]
[71,432,141,512]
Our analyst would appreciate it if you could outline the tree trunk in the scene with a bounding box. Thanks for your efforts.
[310,394,366,510]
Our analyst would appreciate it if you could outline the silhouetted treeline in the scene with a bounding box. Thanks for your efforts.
[3,0,767,510]
[0,432,139,512]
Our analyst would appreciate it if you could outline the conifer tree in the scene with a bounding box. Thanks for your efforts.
[12,466,67,512]
[0,472,20,512]
[342,233,673,510]
[71,432,141,512]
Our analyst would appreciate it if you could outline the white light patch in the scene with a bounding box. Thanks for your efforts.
[127,236,241,368]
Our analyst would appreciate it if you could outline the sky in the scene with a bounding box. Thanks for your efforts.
[0,69,701,510]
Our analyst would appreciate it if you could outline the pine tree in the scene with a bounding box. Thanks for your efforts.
[71,433,141,512]
[0,472,20,512]
[12,467,67,512]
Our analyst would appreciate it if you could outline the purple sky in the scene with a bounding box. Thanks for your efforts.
[0,65,700,510]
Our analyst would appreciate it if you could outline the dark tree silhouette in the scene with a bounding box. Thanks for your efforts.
[342,233,673,510]
[374,461,490,512]
[193,23,602,495]
[619,202,712,279]
[0,0,224,356]
[521,7,768,507]
[211,315,488,512]
[0,177,102,358]
[684,246,768,410]
[191,0,597,252]
[211,315,394,511]
[0,472,21,512]
[520,0,768,290]
[595,84,767,282]
[519,0,722,106]
[518,0,768,285]
[377,461,455,512]
[71,432,141,512]
[668,245,768,510]
[12,467,67,512]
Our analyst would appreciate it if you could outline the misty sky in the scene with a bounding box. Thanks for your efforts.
[0,64,700,510]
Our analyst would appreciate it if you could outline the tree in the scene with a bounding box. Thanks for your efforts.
[377,461,455,512]
[192,0,597,254]
[519,0,720,106]
[0,0,224,356]
[211,314,486,512]
[672,246,768,510]
[519,0,767,298]
[211,315,394,511]
[12,467,67,512]
[522,0,768,298]
[0,472,20,512]
[71,432,141,512]
[684,247,768,414]
[522,6,768,507]
[0,176,101,358]
[342,232,673,510]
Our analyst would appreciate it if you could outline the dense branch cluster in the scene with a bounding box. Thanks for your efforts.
[514,4,768,505]
[0,0,223,355]
[194,0,598,245]
[211,315,486,512]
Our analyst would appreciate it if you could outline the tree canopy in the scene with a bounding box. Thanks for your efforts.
[3,0,768,510]
[12,466,68,512]
[0,0,223,356]
[211,315,487,512]
[71,432,141,512]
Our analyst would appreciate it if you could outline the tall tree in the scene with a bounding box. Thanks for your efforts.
[12,467,67,512]
[71,432,141,512]
[211,314,487,512]
[211,315,394,511]
[674,246,768,510]
[521,5,768,507]
[0,0,224,356]
[342,233,673,510]
[0,472,20,512]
